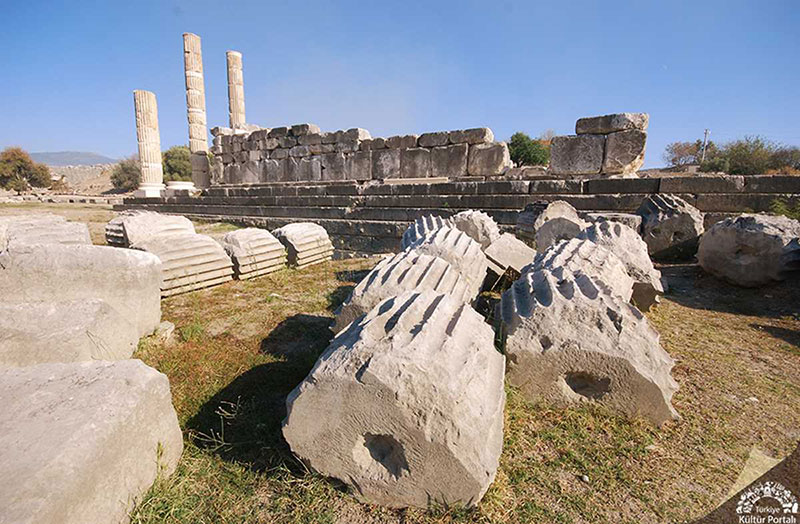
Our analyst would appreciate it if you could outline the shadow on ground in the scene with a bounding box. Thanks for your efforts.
[186,314,334,474]
[660,263,800,318]
[750,324,800,354]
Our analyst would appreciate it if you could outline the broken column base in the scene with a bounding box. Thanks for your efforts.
[133,183,165,198]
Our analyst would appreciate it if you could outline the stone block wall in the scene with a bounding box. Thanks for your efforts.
[550,113,649,177]
[208,124,510,185]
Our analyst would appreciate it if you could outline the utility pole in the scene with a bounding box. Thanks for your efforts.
[700,129,710,163]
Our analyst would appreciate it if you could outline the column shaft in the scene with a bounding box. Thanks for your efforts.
[183,33,209,188]
[226,51,246,129]
[133,90,164,196]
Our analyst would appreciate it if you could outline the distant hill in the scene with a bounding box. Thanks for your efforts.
[30,151,118,166]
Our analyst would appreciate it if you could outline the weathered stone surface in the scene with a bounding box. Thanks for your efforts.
[409,226,488,300]
[286,156,322,182]
[602,130,647,175]
[575,113,649,135]
[222,228,287,279]
[400,215,454,249]
[346,150,372,181]
[372,148,401,179]
[333,250,471,333]
[132,232,233,297]
[132,90,165,197]
[273,222,334,268]
[515,201,550,247]
[343,128,371,141]
[291,123,321,136]
[449,128,494,145]
[105,211,195,248]
[319,152,347,181]
[549,135,605,176]
[467,142,510,176]
[451,209,500,250]
[284,290,505,509]
[532,200,588,250]
[584,212,642,231]
[418,131,449,147]
[0,359,183,524]
[430,143,468,178]
[697,214,800,287]
[0,243,161,337]
[0,214,90,250]
[0,299,139,367]
[529,238,635,303]
[484,233,536,277]
[386,135,419,149]
[400,148,430,178]
[636,194,705,260]
[500,266,679,426]
[578,220,664,310]
[298,133,322,146]
[262,158,286,181]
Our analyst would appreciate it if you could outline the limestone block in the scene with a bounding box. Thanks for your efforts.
[268,126,289,138]
[698,214,800,287]
[449,128,494,145]
[584,212,642,231]
[211,126,233,136]
[343,128,371,141]
[223,164,240,184]
[320,152,347,181]
[132,232,233,297]
[361,137,387,150]
[484,233,536,277]
[408,225,488,300]
[262,159,286,182]
[602,130,647,175]
[467,142,510,176]
[400,148,431,178]
[500,266,679,426]
[0,214,90,251]
[0,360,183,524]
[346,150,372,181]
[418,131,449,147]
[279,136,298,148]
[272,222,334,269]
[284,290,505,508]
[431,144,468,178]
[321,131,338,144]
[0,243,162,337]
[335,140,360,153]
[0,299,139,367]
[298,133,322,146]
[333,250,472,333]
[386,134,419,149]
[105,211,195,248]
[400,214,454,249]
[240,160,261,184]
[532,200,588,250]
[286,156,322,182]
[529,238,635,303]
[291,123,321,136]
[515,201,550,247]
[451,209,500,250]
[222,227,287,280]
[264,137,280,149]
[575,113,649,135]
[578,220,664,310]
[549,135,605,176]
[636,194,705,260]
[372,148,400,179]
[289,145,311,157]
[271,148,289,160]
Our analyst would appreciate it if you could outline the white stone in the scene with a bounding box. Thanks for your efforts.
[105,211,195,248]
[284,290,505,508]
[333,250,472,333]
[0,243,162,337]
[636,194,704,260]
[533,200,588,251]
[221,227,287,279]
[500,266,679,426]
[0,214,90,250]
[0,360,183,524]
[484,233,536,277]
[451,210,500,250]
[400,215,454,249]
[272,222,334,268]
[698,214,800,287]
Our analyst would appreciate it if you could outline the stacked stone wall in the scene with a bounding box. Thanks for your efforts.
[209,124,510,184]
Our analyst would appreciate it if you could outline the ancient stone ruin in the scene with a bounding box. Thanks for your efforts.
[272,222,334,268]
[284,290,505,509]
[637,194,705,260]
[221,227,287,279]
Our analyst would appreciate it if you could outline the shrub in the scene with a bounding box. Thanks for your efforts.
[0,147,52,189]
[723,136,775,175]
[699,157,730,173]
[509,132,550,166]
[162,145,192,182]
[770,198,800,221]
[111,156,141,192]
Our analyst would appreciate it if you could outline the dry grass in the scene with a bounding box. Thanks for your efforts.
[130,259,800,524]
[0,202,115,244]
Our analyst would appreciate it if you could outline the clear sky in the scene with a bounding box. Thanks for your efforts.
[1,0,798,167]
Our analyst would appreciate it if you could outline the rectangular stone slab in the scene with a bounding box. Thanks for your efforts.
[0,360,183,524]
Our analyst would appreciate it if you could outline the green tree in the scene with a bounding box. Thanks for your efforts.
[723,136,776,175]
[509,132,550,166]
[0,147,51,190]
[110,156,141,192]
[162,145,192,182]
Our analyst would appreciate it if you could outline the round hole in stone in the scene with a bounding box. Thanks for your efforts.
[564,372,611,400]
[360,433,409,478]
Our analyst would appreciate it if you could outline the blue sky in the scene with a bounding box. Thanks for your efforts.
[1,0,798,167]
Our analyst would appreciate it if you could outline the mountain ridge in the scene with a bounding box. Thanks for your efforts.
[30,151,118,166]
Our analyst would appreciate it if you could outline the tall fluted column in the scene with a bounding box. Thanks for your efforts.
[226,50,246,129]
[133,90,164,198]
[183,32,209,188]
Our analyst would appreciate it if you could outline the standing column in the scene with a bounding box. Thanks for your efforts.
[183,32,209,188]
[226,50,246,129]
[133,90,164,198]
